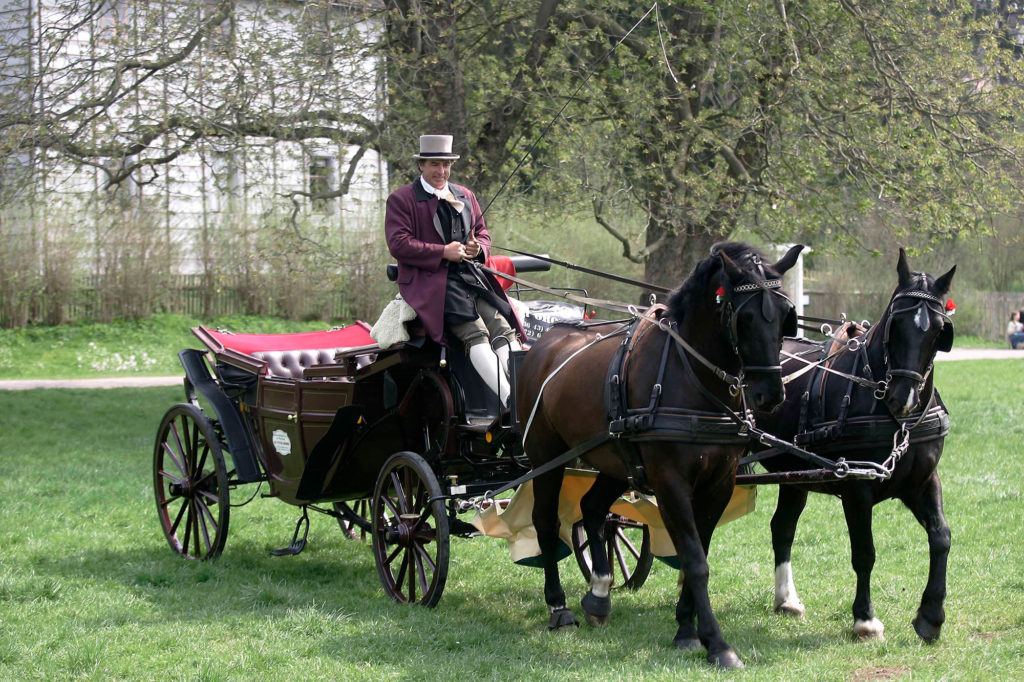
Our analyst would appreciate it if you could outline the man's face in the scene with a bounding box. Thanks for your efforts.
[419,159,453,190]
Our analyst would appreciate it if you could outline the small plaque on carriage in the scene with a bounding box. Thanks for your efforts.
[272,429,291,456]
[449,484,467,495]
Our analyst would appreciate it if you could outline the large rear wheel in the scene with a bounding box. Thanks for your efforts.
[153,404,230,560]
[571,513,653,591]
[371,452,449,607]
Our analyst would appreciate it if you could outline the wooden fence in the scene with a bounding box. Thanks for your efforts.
[1,274,363,327]
[2,278,1021,341]
[806,289,1023,343]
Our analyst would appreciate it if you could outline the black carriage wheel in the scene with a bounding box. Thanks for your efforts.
[572,513,653,591]
[334,499,371,541]
[153,404,230,560]
[371,452,449,607]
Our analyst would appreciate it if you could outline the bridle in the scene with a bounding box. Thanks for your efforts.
[719,256,797,378]
[876,289,954,401]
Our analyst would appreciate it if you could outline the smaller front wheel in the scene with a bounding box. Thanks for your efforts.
[153,404,230,560]
[371,452,449,607]
[572,513,653,591]
[334,499,371,541]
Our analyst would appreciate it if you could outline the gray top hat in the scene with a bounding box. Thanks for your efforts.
[414,134,460,160]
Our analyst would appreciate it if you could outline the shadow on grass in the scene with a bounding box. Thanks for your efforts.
[29,533,838,675]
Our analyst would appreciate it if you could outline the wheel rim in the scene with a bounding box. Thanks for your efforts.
[372,452,449,607]
[572,514,653,591]
[153,404,230,560]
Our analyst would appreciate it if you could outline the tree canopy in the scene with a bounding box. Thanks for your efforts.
[3,0,1023,285]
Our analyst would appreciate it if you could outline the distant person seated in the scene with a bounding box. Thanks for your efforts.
[1007,311,1024,349]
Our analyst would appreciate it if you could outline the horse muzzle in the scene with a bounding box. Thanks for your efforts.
[744,367,785,413]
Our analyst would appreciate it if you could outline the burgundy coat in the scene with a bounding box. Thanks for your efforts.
[384,180,525,345]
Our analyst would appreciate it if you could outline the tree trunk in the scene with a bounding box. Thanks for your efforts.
[644,218,724,297]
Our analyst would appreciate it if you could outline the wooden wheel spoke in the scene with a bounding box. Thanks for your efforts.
[413,541,437,573]
[195,441,210,477]
[388,472,408,515]
[161,440,187,477]
[169,497,188,534]
[394,549,410,597]
[381,492,401,519]
[182,500,194,555]
[615,528,642,560]
[196,500,214,554]
[614,540,632,580]
[384,542,403,567]
[412,546,429,597]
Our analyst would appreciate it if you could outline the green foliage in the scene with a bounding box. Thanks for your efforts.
[0,362,1021,679]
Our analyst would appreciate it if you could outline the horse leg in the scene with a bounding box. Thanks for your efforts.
[653,478,743,669]
[578,473,628,627]
[842,487,884,640]
[771,485,809,616]
[902,472,949,643]
[532,466,578,630]
[673,485,734,652]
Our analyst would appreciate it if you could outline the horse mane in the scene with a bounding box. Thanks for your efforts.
[667,241,773,322]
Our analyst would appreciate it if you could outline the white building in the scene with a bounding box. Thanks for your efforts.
[0,0,387,275]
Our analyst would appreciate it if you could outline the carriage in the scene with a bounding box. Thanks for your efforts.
[152,254,652,606]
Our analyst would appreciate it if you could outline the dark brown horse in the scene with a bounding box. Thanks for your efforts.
[751,248,955,643]
[515,242,803,669]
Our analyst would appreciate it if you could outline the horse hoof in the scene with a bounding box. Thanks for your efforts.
[673,637,702,651]
[774,600,806,617]
[581,590,611,627]
[854,617,885,641]
[548,607,579,631]
[913,614,942,643]
[707,649,744,669]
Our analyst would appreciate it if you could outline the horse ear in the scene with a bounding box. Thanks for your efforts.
[719,251,744,285]
[772,244,804,275]
[934,264,956,297]
[897,247,912,287]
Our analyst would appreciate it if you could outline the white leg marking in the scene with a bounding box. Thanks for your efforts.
[773,562,806,616]
[854,617,885,641]
[549,603,566,613]
[590,573,613,599]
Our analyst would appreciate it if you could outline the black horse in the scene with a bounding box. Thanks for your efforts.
[515,242,803,669]
[751,248,955,642]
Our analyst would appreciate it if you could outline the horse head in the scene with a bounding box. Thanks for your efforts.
[670,242,803,413]
[877,248,956,417]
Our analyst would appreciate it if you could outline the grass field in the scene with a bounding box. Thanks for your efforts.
[0,360,1022,680]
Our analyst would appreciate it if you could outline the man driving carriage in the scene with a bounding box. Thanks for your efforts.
[384,134,525,408]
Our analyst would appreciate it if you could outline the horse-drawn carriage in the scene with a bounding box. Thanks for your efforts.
[153,254,604,607]
[152,244,956,668]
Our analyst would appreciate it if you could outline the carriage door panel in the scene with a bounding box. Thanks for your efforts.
[257,379,304,499]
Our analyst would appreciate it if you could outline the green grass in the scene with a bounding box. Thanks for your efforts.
[0,361,1022,680]
[0,314,350,380]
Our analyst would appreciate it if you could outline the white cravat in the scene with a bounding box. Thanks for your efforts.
[421,177,465,213]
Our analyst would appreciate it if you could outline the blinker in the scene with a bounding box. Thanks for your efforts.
[762,287,775,322]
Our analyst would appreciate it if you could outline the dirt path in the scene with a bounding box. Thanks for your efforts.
[0,348,1019,391]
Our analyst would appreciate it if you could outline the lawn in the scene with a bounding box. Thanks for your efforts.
[0,360,1022,680]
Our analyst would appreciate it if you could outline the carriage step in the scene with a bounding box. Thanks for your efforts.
[271,506,310,556]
